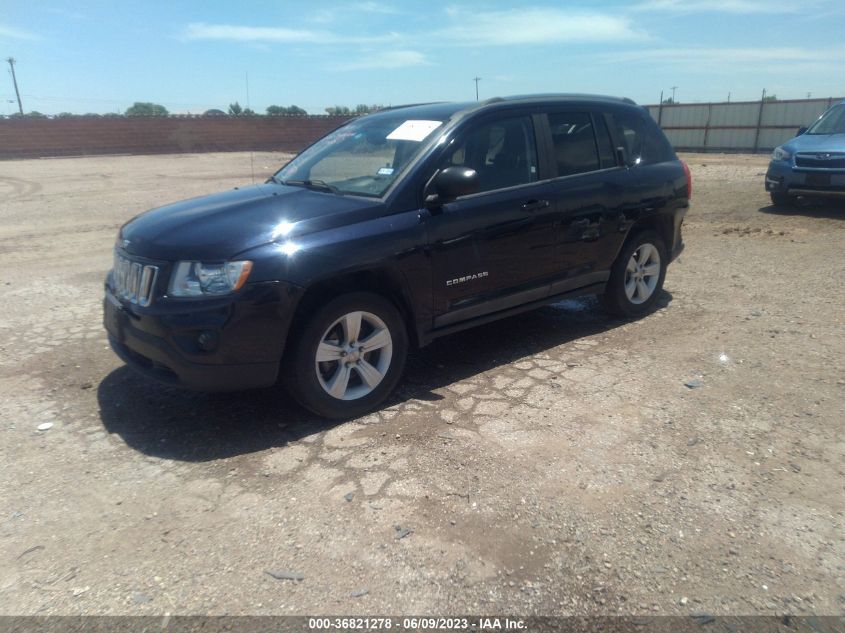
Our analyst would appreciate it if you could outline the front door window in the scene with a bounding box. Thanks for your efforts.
[440,116,538,192]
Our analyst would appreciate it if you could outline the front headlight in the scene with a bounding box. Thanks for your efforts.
[169,260,253,297]
[772,146,791,162]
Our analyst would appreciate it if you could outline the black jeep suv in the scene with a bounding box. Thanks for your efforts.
[104,94,690,418]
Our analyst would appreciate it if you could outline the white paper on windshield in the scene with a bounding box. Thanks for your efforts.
[386,120,442,142]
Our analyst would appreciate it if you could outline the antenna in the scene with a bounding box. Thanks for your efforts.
[246,71,255,185]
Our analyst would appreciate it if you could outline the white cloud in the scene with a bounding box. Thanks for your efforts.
[333,50,429,71]
[353,2,400,14]
[309,9,336,24]
[598,47,843,65]
[184,23,323,43]
[0,24,38,40]
[633,0,814,13]
[183,22,399,45]
[593,46,845,77]
[434,7,646,46]
[307,3,399,24]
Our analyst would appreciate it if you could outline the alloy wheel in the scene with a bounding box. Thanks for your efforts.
[624,243,661,304]
[314,311,393,400]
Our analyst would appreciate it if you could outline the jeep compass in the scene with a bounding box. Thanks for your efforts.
[104,95,691,418]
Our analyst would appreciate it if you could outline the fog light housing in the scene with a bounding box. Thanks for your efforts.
[197,331,219,351]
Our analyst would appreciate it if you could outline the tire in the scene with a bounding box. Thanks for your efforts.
[284,292,408,419]
[770,192,793,208]
[601,230,668,318]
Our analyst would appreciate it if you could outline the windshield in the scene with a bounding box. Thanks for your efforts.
[274,114,446,198]
[806,104,845,135]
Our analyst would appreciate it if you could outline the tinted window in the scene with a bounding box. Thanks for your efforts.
[442,116,538,193]
[548,112,600,176]
[608,110,676,165]
[611,111,645,165]
[595,115,616,168]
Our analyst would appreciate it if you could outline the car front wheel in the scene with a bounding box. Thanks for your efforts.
[601,230,668,318]
[284,292,408,419]
[770,192,793,208]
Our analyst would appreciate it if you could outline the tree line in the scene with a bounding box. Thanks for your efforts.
[3,102,385,117]
[128,102,385,116]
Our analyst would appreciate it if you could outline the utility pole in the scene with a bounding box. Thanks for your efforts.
[6,57,23,115]
[671,85,678,103]
[727,91,731,103]
[473,76,481,101]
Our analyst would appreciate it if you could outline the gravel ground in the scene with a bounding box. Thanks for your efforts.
[0,152,843,615]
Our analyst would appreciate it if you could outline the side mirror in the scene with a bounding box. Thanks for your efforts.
[425,166,480,207]
[797,126,808,136]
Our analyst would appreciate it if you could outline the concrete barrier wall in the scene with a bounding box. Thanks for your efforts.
[0,115,351,159]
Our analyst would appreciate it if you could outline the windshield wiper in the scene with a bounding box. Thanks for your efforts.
[282,179,341,194]
[267,175,282,184]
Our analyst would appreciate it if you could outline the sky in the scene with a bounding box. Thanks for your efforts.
[1,0,844,115]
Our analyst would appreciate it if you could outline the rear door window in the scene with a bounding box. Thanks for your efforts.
[547,112,600,176]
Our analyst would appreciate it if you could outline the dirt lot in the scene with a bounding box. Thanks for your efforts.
[0,152,843,616]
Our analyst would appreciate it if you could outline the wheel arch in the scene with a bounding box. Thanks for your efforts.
[626,212,674,252]
[285,267,420,354]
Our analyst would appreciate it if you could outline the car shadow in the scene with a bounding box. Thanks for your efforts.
[759,197,845,219]
[98,291,672,462]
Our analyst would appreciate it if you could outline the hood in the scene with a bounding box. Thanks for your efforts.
[119,183,386,261]
[785,132,845,153]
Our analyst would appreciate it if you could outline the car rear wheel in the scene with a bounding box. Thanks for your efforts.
[284,292,408,419]
[601,230,667,318]
[770,192,793,208]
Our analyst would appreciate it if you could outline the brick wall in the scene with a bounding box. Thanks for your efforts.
[0,116,352,159]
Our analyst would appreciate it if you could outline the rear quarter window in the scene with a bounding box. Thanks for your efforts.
[610,110,675,166]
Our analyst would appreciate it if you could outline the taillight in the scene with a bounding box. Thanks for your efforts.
[682,161,692,199]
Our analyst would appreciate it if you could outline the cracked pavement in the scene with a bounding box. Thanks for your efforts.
[0,152,843,615]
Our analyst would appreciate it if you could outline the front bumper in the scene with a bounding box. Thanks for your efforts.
[766,161,845,197]
[103,280,303,391]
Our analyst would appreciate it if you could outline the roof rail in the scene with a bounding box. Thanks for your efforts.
[376,102,444,112]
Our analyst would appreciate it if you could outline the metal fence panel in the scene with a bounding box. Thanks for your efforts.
[658,104,709,128]
[709,103,760,127]
[759,99,831,127]
[757,128,797,151]
[645,96,843,153]
[704,128,758,151]
[663,128,707,149]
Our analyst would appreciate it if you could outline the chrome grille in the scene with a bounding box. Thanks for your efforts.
[113,252,159,306]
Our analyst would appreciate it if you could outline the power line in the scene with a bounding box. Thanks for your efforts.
[6,57,23,115]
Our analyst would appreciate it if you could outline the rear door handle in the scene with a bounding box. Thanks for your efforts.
[522,199,550,212]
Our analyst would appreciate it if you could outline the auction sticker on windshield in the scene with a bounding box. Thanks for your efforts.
[386,120,442,142]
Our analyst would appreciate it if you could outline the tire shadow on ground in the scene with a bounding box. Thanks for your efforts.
[98,292,670,462]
